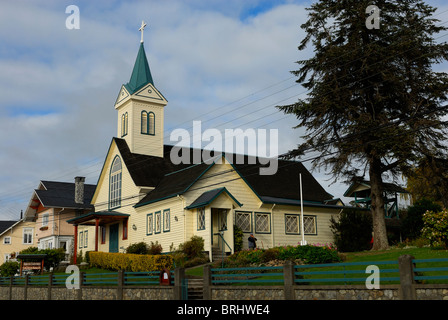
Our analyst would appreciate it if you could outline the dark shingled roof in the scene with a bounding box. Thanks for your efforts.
[0,220,17,234]
[36,181,96,209]
[185,187,242,210]
[111,138,335,209]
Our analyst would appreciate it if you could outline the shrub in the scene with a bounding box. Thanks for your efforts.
[19,247,65,270]
[422,209,448,248]
[126,242,149,254]
[148,241,163,255]
[402,199,442,240]
[219,244,340,268]
[233,225,243,252]
[0,261,20,277]
[330,209,372,252]
[89,251,173,271]
[179,236,204,259]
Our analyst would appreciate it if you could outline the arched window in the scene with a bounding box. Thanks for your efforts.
[141,111,148,134]
[109,156,122,209]
[121,113,128,137]
[141,111,155,135]
[148,112,155,135]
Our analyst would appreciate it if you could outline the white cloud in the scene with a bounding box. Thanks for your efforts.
[0,1,350,219]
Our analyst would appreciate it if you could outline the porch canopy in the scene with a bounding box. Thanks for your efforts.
[67,211,130,263]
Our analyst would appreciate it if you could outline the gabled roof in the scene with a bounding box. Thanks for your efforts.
[185,187,243,210]
[124,43,154,94]
[36,181,96,209]
[119,140,335,209]
[344,179,409,198]
[0,220,18,234]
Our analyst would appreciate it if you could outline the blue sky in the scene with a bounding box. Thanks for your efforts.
[0,0,446,220]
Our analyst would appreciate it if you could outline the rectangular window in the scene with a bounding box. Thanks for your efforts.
[23,228,33,244]
[155,211,161,234]
[79,231,83,248]
[42,213,49,227]
[197,208,205,230]
[3,237,11,245]
[123,219,128,240]
[235,211,252,233]
[110,172,122,209]
[285,214,300,234]
[101,226,106,244]
[146,213,153,235]
[163,209,170,232]
[84,230,88,248]
[303,215,317,235]
[255,212,271,233]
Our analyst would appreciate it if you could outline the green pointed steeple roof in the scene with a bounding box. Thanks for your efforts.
[124,43,154,94]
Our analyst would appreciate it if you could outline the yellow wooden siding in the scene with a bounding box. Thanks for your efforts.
[0,221,36,264]
[134,196,184,251]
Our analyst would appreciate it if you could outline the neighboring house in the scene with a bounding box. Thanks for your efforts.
[23,177,96,261]
[0,219,35,264]
[68,34,346,262]
[343,179,410,218]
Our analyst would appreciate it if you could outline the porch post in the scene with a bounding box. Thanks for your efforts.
[95,218,99,251]
[73,224,78,264]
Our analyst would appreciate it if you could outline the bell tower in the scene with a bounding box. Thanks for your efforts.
[114,21,167,158]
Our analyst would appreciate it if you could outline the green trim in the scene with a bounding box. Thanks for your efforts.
[146,213,153,235]
[197,207,206,231]
[234,210,253,234]
[254,212,271,234]
[163,209,170,232]
[154,211,161,234]
[141,111,155,136]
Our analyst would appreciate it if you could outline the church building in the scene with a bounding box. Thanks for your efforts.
[68,24,345,262]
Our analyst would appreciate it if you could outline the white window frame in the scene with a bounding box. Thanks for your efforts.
[235,211,252,233]
[42,213,49,227]
[23,228,34,244]
[197,208,205,231]
[3,236,11,245]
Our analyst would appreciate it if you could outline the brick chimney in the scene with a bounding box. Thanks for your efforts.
[74,176,85,205]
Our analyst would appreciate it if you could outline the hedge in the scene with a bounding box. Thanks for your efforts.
[88,252,174,272]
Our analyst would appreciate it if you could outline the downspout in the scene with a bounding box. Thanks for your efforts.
[177,194,186,244]
[270,204,276,247]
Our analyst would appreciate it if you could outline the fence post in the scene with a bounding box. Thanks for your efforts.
[117,270,124,300]
[398,255,416,300]
[174,267,185,300]
[78,271,84,300]
[9,276,13,300]
[48,272,53,300]
[203,264,212,300]
[24,274,29,300]
[283,260,295,300]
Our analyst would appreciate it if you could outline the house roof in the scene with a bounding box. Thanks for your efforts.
[185,187,243,210]
[67,211,130,225]
[344,180,409,198]
[124,42,154,94]
[112,138,335,209]
[0,220,18,234]
[36,181,96,209]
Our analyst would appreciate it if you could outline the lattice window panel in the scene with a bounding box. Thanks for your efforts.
[255,213,270,233]
[303,216,316,234]
[285,215,299,234]
[235,212,251,232]
[155,212,161,233]
[198,208,205,230]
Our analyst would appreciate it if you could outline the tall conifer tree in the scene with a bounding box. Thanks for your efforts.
[278,0,448,249]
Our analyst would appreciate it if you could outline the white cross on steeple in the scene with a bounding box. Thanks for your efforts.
[139,20,147,43]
